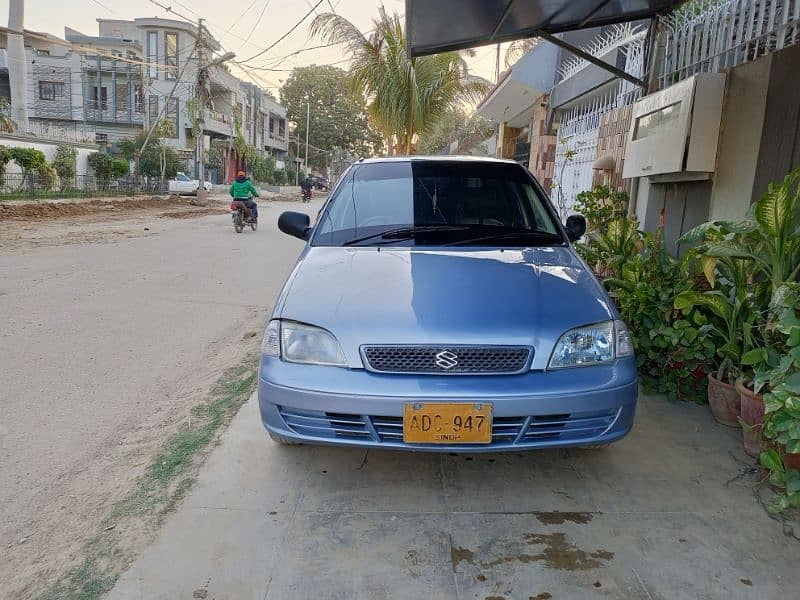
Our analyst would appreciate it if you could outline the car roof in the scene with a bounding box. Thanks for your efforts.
[354,155,520,166]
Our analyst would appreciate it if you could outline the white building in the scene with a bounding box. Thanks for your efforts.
[0,17,288,182]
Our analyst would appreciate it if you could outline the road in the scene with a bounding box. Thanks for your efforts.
[0,197,318,598]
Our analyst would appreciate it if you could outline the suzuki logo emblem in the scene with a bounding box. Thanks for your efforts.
[435,350,459,370]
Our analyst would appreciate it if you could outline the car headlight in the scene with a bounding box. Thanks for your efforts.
[548,320,633,369]
[262,320,347,367]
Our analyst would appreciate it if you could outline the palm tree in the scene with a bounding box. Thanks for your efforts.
[310,7,490,155]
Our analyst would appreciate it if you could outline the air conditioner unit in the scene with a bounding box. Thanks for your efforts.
[622,73,726,181]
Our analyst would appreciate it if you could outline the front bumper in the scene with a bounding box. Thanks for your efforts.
[258,357,638,452]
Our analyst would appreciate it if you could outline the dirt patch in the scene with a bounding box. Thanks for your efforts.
[451,544,476,568]
[159,208,226,219]
[0,195,194,221]
[30,357,259,600]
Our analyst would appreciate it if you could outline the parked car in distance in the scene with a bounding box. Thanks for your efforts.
[311,176,329,191]
[168,172,212,195]
[259,156,637,452]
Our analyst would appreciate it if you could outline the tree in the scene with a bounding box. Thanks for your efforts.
[52,144,77,181]
[416,110,495,155]
[310,8,490,155]
[0,98,15,133]
[279,65,383,169]
[118,129,180,179]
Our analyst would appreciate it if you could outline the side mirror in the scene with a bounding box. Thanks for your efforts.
[565,214,587,242]
[278,211,311,240]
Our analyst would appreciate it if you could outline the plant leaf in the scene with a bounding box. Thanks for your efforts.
[784,372,800,394]
[701,255,717,287]
[760,448,784,473]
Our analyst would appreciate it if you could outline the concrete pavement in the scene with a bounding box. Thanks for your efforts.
[110,390,796,599]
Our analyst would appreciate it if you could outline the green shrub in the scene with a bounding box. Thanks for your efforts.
[110,159,130,179]
[605,234,716,401]
[52,144,77,181]
[285,165,296,185]
[251,154,275,184]
[0,145,11,177]
[9,147,46,173]
[37,164,58,191]
[273,169,288,185]
[139,146,180,179]
[88,152,113,180]
[573,185,629,232]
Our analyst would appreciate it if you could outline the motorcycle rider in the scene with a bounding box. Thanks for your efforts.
[229,170,260,222]
[300,174,313,201]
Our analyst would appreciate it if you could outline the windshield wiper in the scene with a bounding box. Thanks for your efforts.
[444,229,563,247]
[342,225,469,246]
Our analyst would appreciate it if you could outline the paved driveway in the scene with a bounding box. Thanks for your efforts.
[110,390,796,599]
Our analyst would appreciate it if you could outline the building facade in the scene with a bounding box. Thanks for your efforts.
[0,17,288,183]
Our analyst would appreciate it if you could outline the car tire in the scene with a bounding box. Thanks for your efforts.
[268,431,300,445]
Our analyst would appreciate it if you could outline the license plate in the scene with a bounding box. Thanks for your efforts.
[403,402,493,444]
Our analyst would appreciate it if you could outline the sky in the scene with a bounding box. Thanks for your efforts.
[1,0,505,92]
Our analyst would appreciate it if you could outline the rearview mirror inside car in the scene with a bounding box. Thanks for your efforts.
[278,211,311,240]
[565,214,587,242]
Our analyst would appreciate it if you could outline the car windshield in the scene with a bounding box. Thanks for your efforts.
[312,161,563,247]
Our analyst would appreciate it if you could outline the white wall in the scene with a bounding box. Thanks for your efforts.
[708,56,771,221]
[0,135,98,175]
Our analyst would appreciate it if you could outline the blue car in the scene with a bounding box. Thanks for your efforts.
[259,157,637,452]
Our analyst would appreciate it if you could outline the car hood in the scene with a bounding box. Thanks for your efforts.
[277,247,616,369]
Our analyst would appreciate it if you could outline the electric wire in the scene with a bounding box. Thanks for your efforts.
[234,0,324,64]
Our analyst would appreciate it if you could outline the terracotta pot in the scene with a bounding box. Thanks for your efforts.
[737,380,764,458]
[707,373,740,427]
[782,450,800,471]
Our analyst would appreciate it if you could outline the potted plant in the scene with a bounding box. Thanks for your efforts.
[677,222,757,426]
[759,449,800,513]
[683,167,800,454]
[760,284,800,468]
[674,289,747,426]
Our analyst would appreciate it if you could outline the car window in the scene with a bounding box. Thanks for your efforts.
[176,173,189,182]
[313,161,563,247]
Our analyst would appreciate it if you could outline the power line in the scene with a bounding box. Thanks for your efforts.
[237,0,273,52]
[243,57,349,72]
[87,0,114,13]
[235,0,324,64]
[145,0,197,25]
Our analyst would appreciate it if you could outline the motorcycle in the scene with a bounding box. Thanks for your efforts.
[230,199,257,233]
[301,187,312,203]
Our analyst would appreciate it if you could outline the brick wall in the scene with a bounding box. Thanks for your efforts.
[528,95,557,191]
[31,64,73,120]
[593,105,632,190]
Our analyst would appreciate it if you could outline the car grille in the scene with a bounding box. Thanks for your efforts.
[361,345,531,375]
[277,407,619,446]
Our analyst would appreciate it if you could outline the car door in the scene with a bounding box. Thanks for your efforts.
[176,173,193,193]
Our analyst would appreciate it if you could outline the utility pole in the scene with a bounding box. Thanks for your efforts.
[192,19,234,204]
[195,17,209,204]
[304,100,310,178]
[7,0,28,131]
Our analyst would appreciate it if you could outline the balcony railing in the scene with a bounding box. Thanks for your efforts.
[22,121,97,144]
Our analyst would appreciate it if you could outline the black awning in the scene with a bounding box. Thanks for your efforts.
[406,0,681,56]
